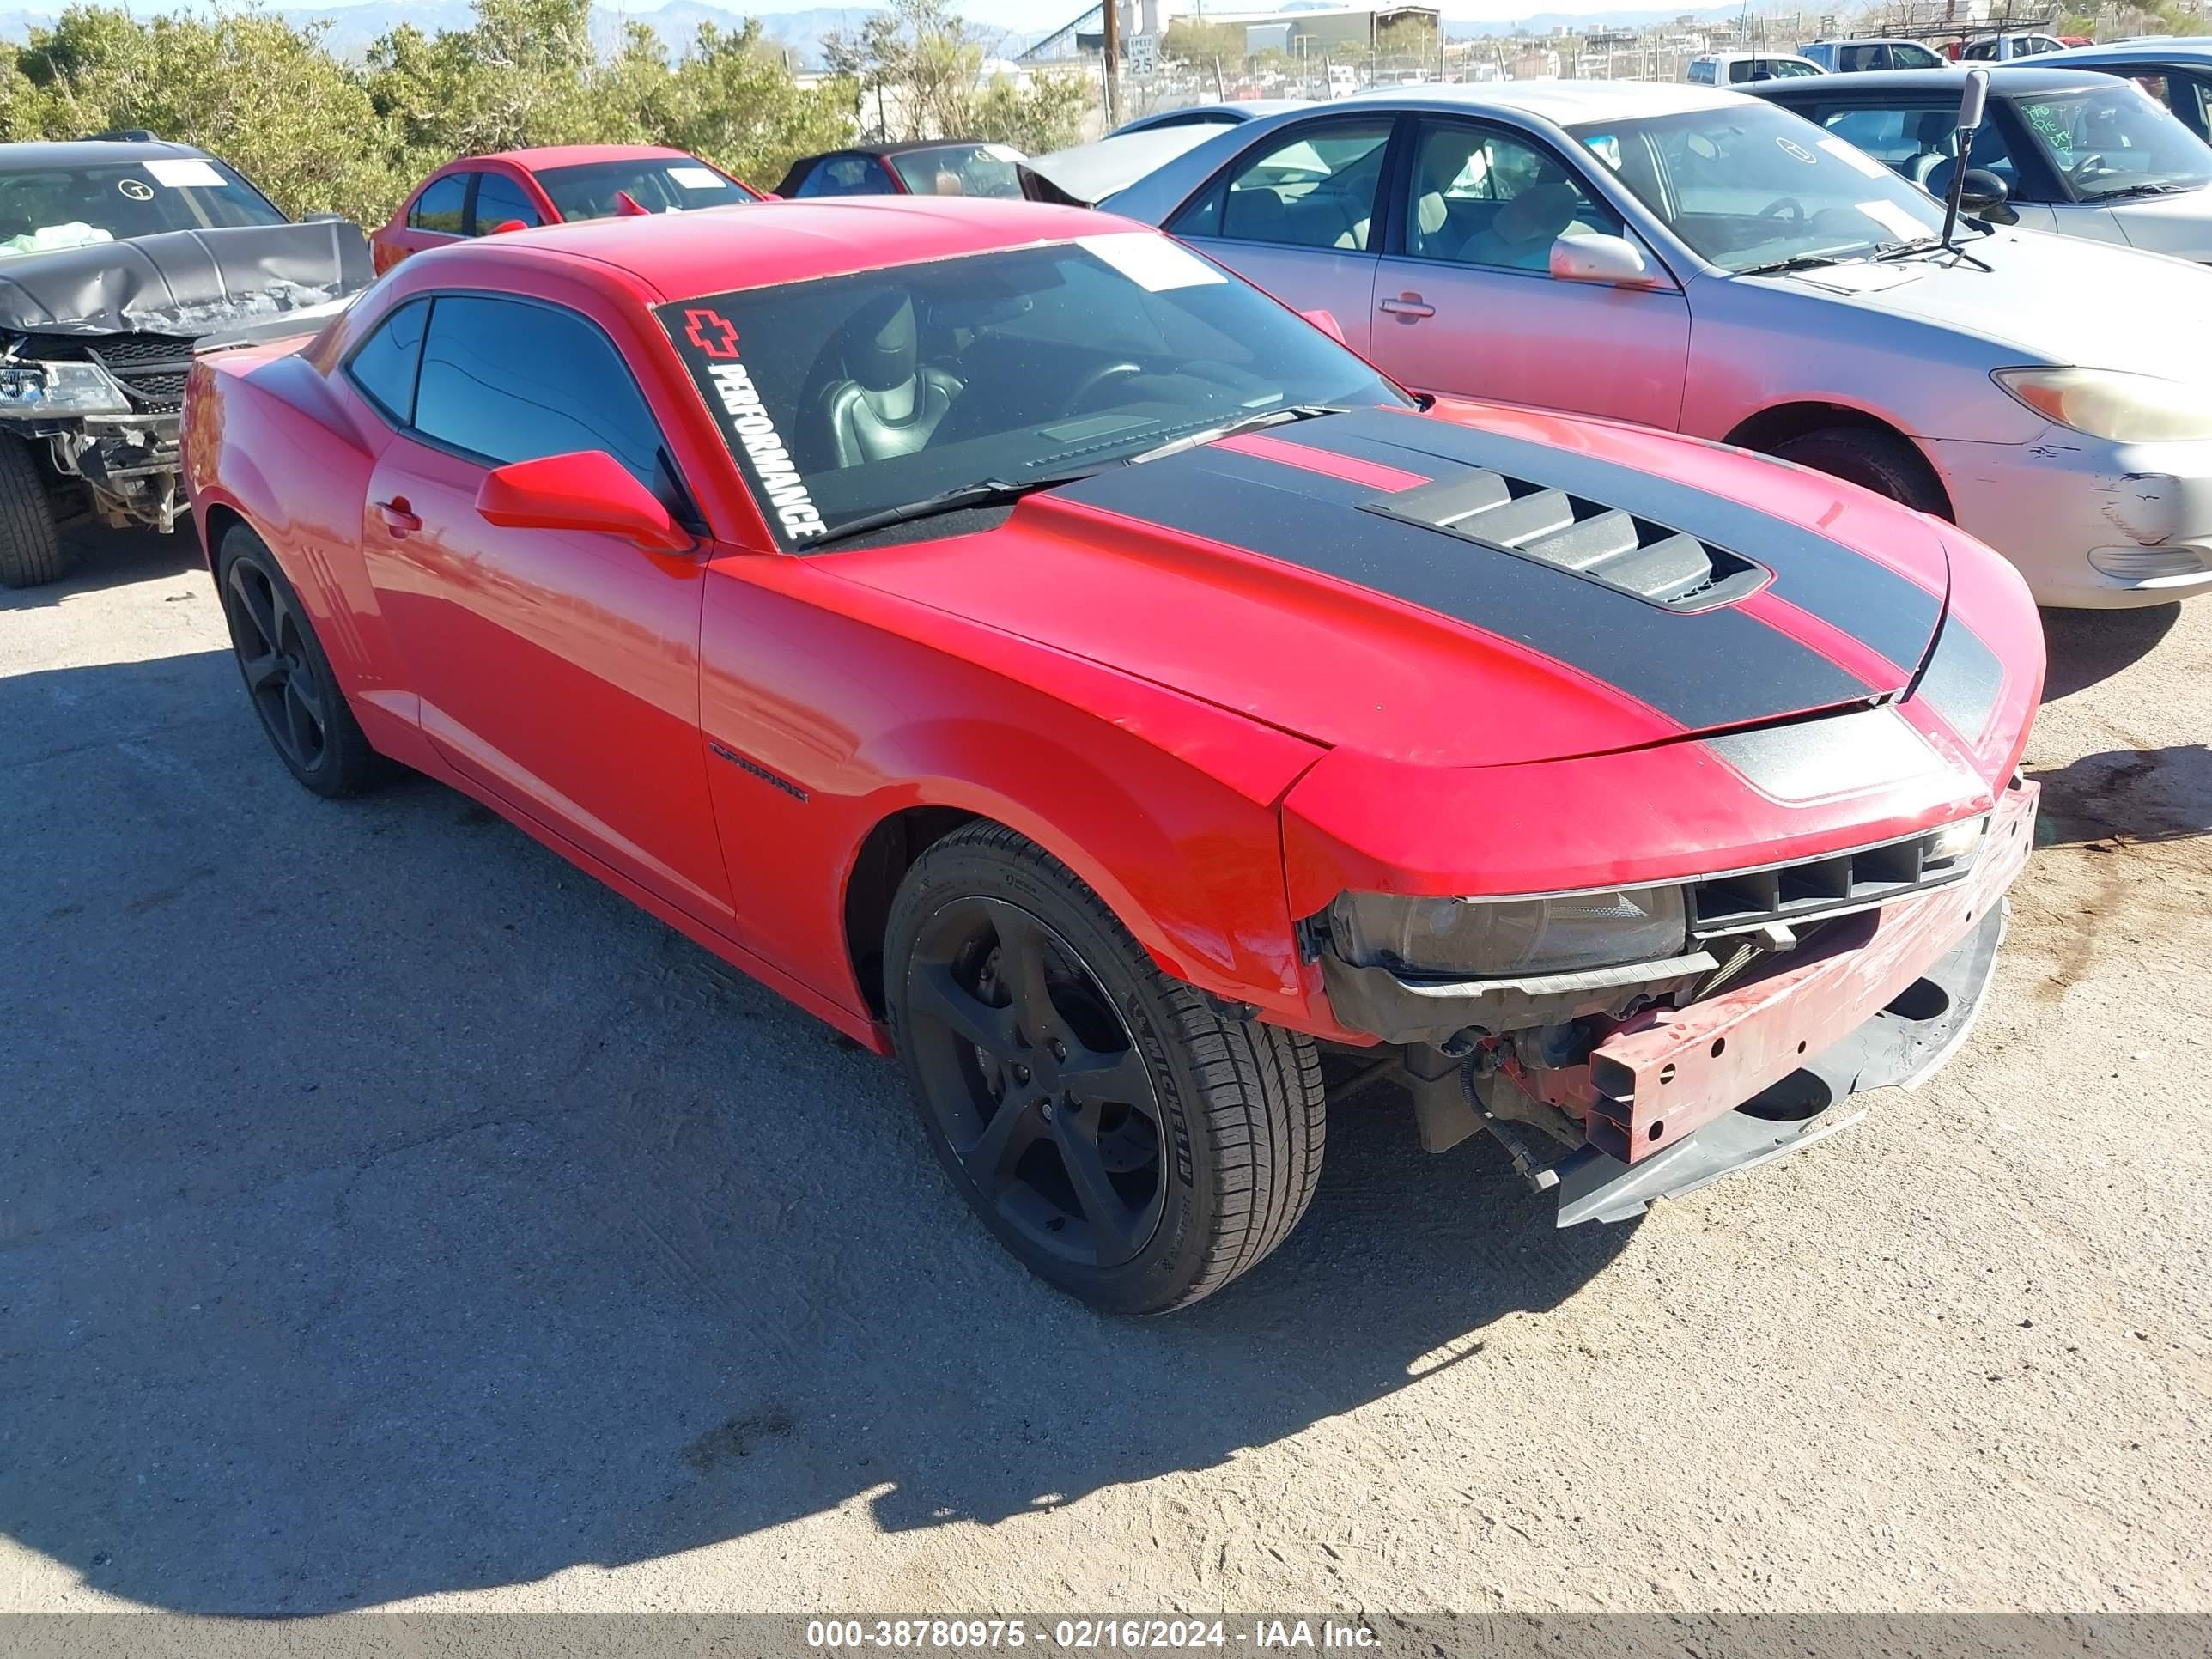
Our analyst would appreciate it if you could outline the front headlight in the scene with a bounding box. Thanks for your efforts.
[1328,885,1689,981]
[1993,367,2212,444]
[0,358,132,417]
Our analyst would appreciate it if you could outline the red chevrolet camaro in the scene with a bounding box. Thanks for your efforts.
[183,199,2043,1313]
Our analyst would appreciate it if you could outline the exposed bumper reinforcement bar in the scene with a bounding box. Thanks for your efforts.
[1547,899,2010,1226]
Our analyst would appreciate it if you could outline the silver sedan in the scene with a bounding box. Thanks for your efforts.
[1066,81,2212,608]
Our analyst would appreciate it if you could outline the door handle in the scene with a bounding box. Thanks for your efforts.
[1379,294,1436,319]
[375,497,422,536]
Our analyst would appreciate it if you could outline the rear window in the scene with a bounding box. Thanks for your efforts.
[0,157,287,253]
[884,143,1026,198]
[536,157,757,220]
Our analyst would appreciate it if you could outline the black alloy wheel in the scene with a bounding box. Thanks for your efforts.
[224,554,331,778]
[903,896,1168,1270]
[216,526,387,798]
[884,823,1325,1314]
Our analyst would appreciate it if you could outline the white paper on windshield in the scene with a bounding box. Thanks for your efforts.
[1818,137,1893,180]
[144,159,225,189]
[1858,198,1930,241]
[667,165,724,191]
[1078,233,1224,291]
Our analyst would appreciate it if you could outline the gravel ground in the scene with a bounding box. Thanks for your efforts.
[2,527,2207,1618]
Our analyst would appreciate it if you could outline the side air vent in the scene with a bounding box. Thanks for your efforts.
[1363,470,1770,611]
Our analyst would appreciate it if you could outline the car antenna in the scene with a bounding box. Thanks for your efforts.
[1938,69,1990,259]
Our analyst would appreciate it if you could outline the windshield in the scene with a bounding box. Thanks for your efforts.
[885,144,1026,198]
[657,234,1407,548]
[536,157,758,219]
[2013,84,2212,200]
[0,158,287,255]
[1571,105,1947,273]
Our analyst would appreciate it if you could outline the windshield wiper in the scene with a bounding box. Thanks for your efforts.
[1125,404,1342,466]
[2088,182,2198,201]
[1736,252,1856,276]
[1873,235,1947,260]
[808,472,1095,549]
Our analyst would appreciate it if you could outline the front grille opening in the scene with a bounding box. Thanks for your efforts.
[1364,470,1770,611]
[1687,827,1974,939]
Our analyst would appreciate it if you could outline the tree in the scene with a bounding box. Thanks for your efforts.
[970,72,1089,154]
[1162,20,1246,65]
[825,0,1093,149]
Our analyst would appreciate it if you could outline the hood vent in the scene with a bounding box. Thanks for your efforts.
[1362,469,1770,611]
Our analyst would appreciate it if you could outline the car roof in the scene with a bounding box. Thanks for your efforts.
[2042,37,2208,63]
[447,195,1118,301]
[458,143,696,171]
[0,137,217,168]
[1340,78,1746,122]
[1753,64,2124,95]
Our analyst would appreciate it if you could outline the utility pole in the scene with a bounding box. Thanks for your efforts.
[1103,0,1121,127]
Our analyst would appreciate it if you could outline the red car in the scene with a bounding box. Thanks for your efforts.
[371,143,766,274]
[183,200,2043,1313]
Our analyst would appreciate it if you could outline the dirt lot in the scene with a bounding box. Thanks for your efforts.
[3,528,2208,1618]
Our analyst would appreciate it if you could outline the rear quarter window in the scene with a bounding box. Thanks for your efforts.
[409,174,468,234]
[344,298,430,425]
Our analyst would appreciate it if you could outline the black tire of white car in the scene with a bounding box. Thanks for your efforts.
[0,434,70,589]
[1771,426,1951,519]
[884,823,1326,1314]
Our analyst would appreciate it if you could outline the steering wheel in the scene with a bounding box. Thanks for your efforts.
[1061,361,1145,416]
[1758,197,1807,222]
[2068,153,2114,184]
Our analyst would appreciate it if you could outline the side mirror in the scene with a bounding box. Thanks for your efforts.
[1957,167,2009,215]
[1301,307,1346,343]
[1549,232,1665,289]
[476,451,693,553]
[486,217,530,235]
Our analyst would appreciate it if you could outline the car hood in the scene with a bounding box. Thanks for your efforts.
[1019,127,1224,206]
[0,220,374,339]
[823,404,1954,768]
[2109,186,2212,259]
[1759,227,2212,377]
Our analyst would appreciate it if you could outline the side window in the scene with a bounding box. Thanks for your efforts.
[1964,40,1996,59]
[1687,60,1716,85]
[794,156,893,197]
[1892,43,1944,68]
[2180,75,2212,140]
[1170,119,1394,251]
[344,297,430,425]
[470,172,541,233]
[1405,122,1623,271]
[408,173,469,234]
[411,296,675,502]
[1839,45,1882,72]
[1823,107,1923,171]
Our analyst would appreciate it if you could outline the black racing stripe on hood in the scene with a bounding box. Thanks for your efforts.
[1052,444,1869,732]
[1280,411,1946,676]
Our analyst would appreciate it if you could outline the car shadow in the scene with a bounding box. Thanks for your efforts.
[0,649,1633,1615]
[2027,744,2212,848]
[2037,603,2180,702]
[0,523,201,612]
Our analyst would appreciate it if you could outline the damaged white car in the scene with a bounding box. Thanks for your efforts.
[0,135,372,587]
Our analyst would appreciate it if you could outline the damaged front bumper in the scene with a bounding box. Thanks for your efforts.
[1323,779,2038,1225]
